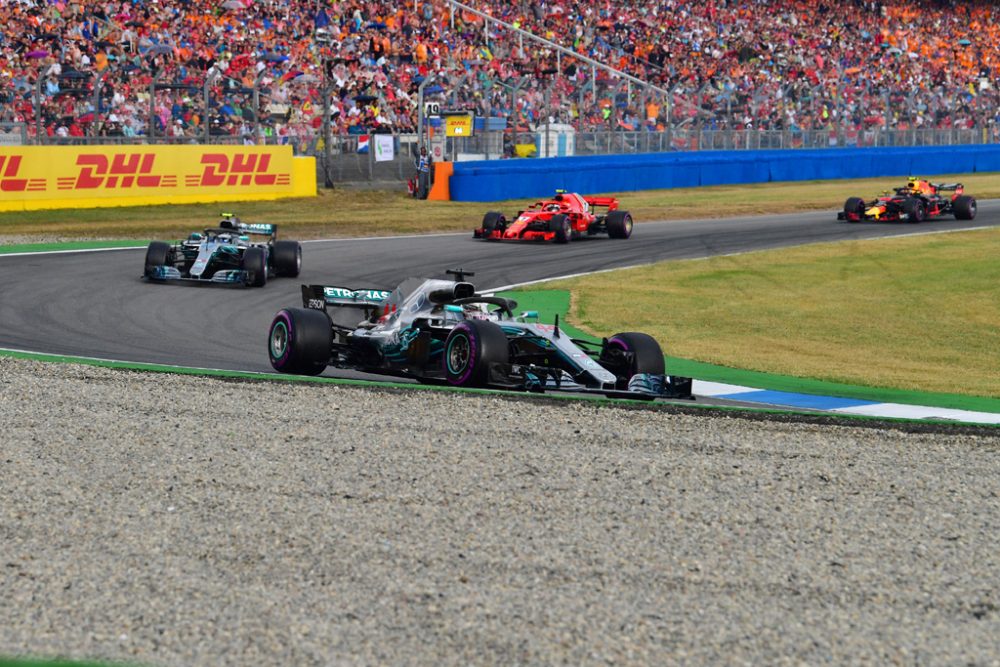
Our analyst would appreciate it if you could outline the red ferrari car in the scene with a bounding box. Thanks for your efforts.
[473,190,633,243]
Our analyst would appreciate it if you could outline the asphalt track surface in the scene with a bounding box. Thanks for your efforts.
[2,204,999,386]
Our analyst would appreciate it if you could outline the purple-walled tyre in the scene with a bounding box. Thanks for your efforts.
[603,332,665,389]
[443,319,510,387]
[268,308,331,376]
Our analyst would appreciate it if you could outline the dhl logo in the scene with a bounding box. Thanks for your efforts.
[0,149,292,196]
[0,155,46,192]
[57,153,178,190]
[185,153,291,188]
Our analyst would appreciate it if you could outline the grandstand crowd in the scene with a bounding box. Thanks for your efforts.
[1,0,998,143]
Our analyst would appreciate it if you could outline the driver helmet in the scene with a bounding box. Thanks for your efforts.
[462,303,491,320]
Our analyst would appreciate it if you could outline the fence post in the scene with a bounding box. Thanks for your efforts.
[323,86,333,187]
[91,70,106,138]
[34,75,42,143]
[203,69,220,144]
[149,68,162,140]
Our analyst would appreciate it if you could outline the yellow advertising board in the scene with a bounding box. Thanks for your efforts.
[0,145,316,212]
[444,114,474,137]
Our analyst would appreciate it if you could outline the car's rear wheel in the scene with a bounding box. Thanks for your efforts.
[600,332,665,390]
[843,197,865,223]
[241,246,268,286]
[481,211,506,238]
[902,197,926,223]
[272,240,302,277]
[442,320,509,387]
[549,214,571,244]
[953,195,977,220]
[606,210,634,238]
[268,308,331,376]
[144,241,172,277]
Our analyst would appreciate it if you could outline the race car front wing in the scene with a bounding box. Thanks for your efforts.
[486,362,694,400]
[145,266,251,285]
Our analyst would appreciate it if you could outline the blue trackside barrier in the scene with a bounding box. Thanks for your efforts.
[448,145,1000,201]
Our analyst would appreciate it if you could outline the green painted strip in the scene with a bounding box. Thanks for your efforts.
[0,240,148,254]
[501,290,1000,415]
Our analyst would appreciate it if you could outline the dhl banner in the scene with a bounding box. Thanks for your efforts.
[444,114,474,138]
[0,145,316,212]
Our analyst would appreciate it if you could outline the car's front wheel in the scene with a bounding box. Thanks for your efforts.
[442,320,510,387]
[902,197,926,223]
[843,197,865,223]
[481,211,506,238]
[144,241,172,277]
[268,308,331,376]
[549,214,571,244]
[600,332,666,389]
[241,247,268,286]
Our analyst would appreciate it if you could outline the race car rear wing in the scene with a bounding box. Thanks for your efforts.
[236,222,278,237]
[582,196,620,211]
[215,213,278,238]
[202,224,278,238]
[932,182,963,192]
[301,284,391,310]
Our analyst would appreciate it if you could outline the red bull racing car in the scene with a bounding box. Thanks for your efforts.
[474,190,633,243]
[838,178,977,223]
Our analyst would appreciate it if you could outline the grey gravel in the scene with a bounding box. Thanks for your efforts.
[2,357,1000,667]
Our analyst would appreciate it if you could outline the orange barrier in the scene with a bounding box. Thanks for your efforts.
[0,145,316,212]
[427,161,453,201]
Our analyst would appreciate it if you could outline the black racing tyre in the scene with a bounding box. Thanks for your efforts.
[481,211,506,237]
[953,195,977,220]
[442,319,510,387]
[606,210,634,238]
[549,214,571,244]
[241,246,268,287]
[601,332,665,389]
[144,241,171,276]
[902,197,926,223]
[272,240,302,277]
[268,308,331,376]
[843,197,865,223]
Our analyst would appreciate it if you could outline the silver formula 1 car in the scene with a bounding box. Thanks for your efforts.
[143,213,301,287]
[267,269,693,399]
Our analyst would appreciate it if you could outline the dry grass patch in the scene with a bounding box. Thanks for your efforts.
[538,227,1000,398]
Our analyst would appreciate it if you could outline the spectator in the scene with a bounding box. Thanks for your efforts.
[2,0,1000,143]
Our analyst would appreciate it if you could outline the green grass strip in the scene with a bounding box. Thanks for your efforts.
[0,240,147,254]
[0,659,141,667]
[502,290,1000,415]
